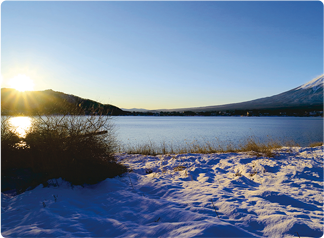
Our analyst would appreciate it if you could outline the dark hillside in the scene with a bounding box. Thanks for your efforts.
[1,88,126,116]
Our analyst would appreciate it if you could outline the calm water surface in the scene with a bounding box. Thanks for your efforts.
[6,116,323,147]
[113,116,323,147]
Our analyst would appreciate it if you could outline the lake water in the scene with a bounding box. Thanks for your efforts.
[113,116,323,148]
[5,116,323,148]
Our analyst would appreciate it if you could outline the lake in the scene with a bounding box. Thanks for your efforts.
[113,116,323,148]
[5,116,323,148]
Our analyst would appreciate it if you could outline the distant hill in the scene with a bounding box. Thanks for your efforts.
[1,88,126,116]
[166,75,324,112]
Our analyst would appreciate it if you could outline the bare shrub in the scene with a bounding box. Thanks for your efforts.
[2,112,127,192]
[1,117,25,172]
[28,115,122,181]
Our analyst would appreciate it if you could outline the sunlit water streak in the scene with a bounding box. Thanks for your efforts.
[8,116,33,138]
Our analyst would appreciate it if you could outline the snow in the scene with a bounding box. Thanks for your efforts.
[296,75,324,92]
[2,146,323,237]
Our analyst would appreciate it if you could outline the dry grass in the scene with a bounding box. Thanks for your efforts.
[121,136,295,157]
[309,142,323,147]
[234,170,242,177]
[173,166,187,172]
[237,137,283,157]
[249,171,258,177]
[125,141,160,156]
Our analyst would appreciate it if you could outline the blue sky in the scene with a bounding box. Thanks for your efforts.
[1,1,323,110]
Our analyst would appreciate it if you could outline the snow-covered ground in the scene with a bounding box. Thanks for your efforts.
[2,146,323,237]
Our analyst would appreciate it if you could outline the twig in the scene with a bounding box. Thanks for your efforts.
[210,199,220,218]
[295,232,300,238]
[66,130,108,139]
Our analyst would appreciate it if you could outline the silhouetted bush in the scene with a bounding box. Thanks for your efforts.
[2,113,127,193]
[0,117,20,182]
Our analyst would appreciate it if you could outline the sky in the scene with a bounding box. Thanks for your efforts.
[1,1,323,110]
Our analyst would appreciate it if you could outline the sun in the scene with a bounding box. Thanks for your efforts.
[8,74,35,92]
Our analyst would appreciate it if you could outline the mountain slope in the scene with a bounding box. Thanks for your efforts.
[170,75,324,112]
[1,88,126,115]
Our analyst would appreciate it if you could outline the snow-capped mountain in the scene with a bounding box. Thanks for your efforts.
[172,75,324,112]
[295,75,323,92]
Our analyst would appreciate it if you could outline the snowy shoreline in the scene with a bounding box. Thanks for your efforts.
[2,146,323,237]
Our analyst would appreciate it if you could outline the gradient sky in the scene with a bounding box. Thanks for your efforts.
[1,1,323,110]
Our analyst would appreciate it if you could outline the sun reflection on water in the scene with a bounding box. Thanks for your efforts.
[8,116,33,138]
